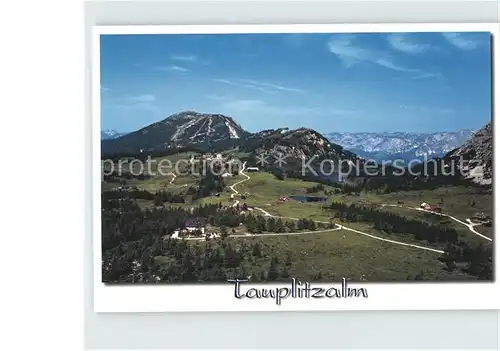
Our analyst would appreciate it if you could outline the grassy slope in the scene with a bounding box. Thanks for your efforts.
[105,153,491,282]
[182,229,475,282]
[102,152,199,193]
[355,186,493,220]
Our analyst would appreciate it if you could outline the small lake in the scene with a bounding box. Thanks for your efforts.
[290,195,328,203]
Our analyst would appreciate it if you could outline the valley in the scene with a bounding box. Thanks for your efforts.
[101,115,493,283]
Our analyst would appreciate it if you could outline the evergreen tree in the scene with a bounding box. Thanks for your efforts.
[267,256,280,281]
[252,242,262,257]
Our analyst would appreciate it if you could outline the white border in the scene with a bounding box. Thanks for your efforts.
[92,23,499,312]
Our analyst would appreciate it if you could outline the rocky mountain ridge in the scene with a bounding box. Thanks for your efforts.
[326,130,474,163]
[444,121,492,186]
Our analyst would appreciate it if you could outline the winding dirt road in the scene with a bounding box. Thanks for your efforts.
[227,169,446,254]
[252,207,444,254]
[183,227,342,241]
[229,161,249,207]
[381,204,492,242]
[167,172,176,185]
[179,169,490,254]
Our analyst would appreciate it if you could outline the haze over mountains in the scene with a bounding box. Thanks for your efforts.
[326,130,474,163]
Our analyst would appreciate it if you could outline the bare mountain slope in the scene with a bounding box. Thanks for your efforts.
[102,111,248,153]
[444,121,492,185]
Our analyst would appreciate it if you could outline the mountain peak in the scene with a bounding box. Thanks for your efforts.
[102,111,249,154]
[166,110,234,120]
[166,110,203,120]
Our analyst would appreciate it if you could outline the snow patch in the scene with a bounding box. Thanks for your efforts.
[207,117,214,135]
[225,119,240,139]
[171,118,200,141]
[190,119,209,140]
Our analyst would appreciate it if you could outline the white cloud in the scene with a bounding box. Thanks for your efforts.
[155,65,191,73]
[213,78,306,94]
[170,54,209,65]
[114,94,158,111]
[170,54,197,62]
[327,34,436,79]
[442,32,482,50]
[101,86,112,92]
[327,34,370,68]
[411,72,440,80]
[127,94,156,103]
[387,33,430,54]
[238,79,306,94]
[213,78,277,94]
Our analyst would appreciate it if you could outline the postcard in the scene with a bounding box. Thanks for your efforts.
[92,23,499,312]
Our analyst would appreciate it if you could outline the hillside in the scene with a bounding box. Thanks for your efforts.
[242,127,356,161]
[444,121,492,186]
[102,111,249,154]
[101,112,358,178]
[238,127,359,183]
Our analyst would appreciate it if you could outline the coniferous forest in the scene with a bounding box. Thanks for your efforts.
[102,188,492,283]
[327,202,492,280]
[102,191,327,283]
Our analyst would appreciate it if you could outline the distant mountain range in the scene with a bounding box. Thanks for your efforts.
[101,111,491,186]
[325,130,474,163]
[101,130,127,140]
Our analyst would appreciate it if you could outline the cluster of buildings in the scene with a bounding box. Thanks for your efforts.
[168,217,213,240]
[419,202,442,213]
[419,204,492,226]
[198,153,248,176]
[234,202,253,215]
[276,196,289,204]
[166,203,254,240]
[471,212,492,226]
[202,153,223,161]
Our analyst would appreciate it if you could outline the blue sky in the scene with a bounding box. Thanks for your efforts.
[100,31,491,134]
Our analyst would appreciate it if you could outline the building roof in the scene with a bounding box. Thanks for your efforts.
[184,217,208,227]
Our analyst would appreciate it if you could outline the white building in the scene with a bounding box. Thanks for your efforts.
[420,202,431,210]
[184,217,207,235]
